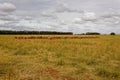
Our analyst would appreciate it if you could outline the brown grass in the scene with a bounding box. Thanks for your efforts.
[15,35,99,39]
[0,35,120,80]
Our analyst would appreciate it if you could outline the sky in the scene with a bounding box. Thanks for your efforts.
[0,0,120,34]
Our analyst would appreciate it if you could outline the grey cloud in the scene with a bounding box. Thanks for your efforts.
[55,1,83,13]
[0,3,16,12]
[73,18,84,24]
[96,13,120,26]
[100,12,120,19]
[0,27,14,30]
[81,12,97,21]
[0,11,9,16]
[63,0,120,13]
[59,20,67,25]
[73,12,97,24]
[40,11,58,19]
[24,16,34,20]
[0,15,18,21]
[0,2,16,23]
[2,0,58,11]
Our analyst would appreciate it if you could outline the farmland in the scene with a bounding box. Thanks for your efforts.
[0,35,120,80]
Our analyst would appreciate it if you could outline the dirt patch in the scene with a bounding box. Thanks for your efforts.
[38,67,75,80]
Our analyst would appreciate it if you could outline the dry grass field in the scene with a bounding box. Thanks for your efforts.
[0,35,120,80]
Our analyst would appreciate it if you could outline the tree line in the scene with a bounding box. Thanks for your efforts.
[0,30,73,35]
[0,30,116,35]
[80,32,116,35]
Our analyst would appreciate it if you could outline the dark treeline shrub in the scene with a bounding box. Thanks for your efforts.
[110,32,116,35]
[86,32,100,35]
[76,32,101,35]
[0,30,73,35]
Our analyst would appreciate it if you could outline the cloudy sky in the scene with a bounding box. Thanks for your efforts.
[0,0,120,34]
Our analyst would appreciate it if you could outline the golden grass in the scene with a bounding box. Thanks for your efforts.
[0,35,120,80]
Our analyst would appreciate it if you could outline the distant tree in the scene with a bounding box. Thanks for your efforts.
[110,32,116,35]
[86,32,100,35]
[81,33,85,35]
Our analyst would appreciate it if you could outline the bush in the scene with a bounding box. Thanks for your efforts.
[110,32,116,35]
[86,32,100,35]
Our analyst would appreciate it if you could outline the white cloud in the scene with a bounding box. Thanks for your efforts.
[0,3,16,13]
[15,20,40,28]
[73,18,83,24]
[82,12,97,21]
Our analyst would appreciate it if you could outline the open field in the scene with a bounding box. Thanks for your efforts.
[0,35,120,80]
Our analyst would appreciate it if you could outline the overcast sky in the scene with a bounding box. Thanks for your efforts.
[0,0,120,34]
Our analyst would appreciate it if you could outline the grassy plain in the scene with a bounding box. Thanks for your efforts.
[0,35,120,80]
